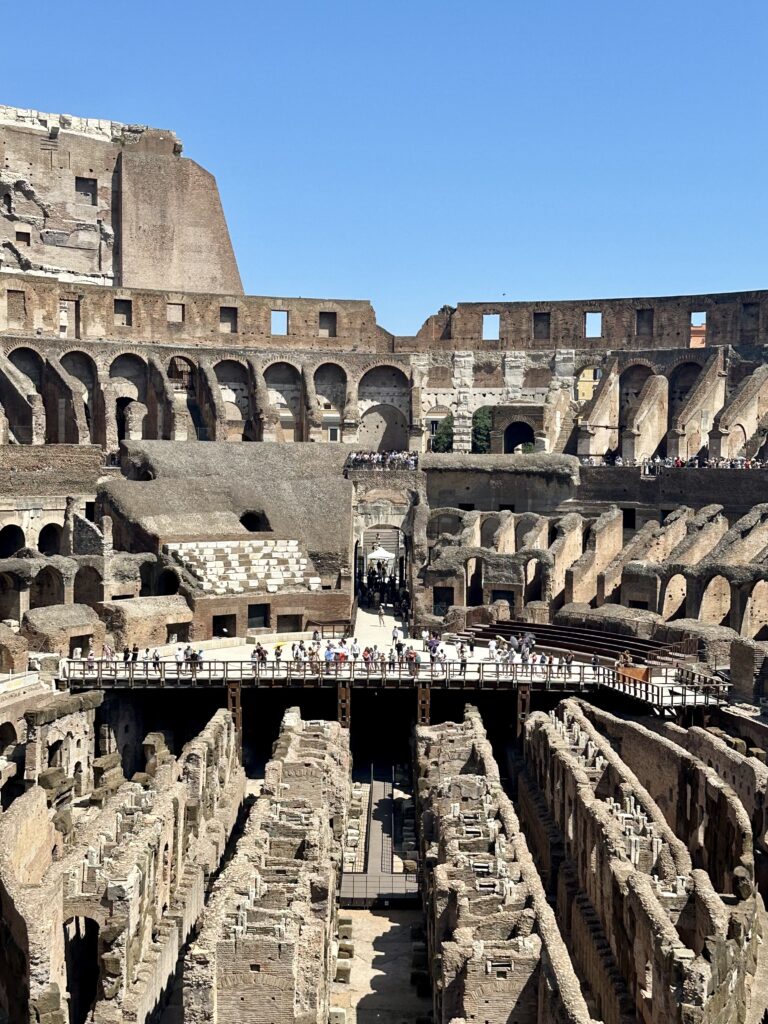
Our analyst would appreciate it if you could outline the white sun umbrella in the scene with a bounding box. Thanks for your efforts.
[368,546,396,562]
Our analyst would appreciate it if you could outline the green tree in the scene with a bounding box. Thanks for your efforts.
[431,414,453,453]
[471,407,492,453]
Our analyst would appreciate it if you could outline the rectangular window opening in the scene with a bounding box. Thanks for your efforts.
[318,311,337,338]
[327,426,340,442]
[690,311,707,347]
[15,230,31,246]
[6,289,26,327]
[585,311,602,338]
[166,302,185,324]
[741,302,760,339]
[114,298,132,327]
[533,311,551,341]
[636,308,654,337]
[622,507,636,531]
[75,176,97,206]
[482,313,500,341]
[270,309,288,336]
[219,306,238,334]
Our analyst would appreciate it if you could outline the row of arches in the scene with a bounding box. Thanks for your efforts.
[0,348,416,448]
[0,523,62,558]
[658,573,768,639]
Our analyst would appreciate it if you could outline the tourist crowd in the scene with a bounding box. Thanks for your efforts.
[581,454,767,471]
[346,450,418,471]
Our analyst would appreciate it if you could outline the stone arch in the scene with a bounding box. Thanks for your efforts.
[427,510,463,541]
[0,572,22,620]
[73,566,102,609]
[314,363,347,441]
[358,365,410,422]
[29,566,64,609]
[167,355,206,442]
[109,353,147,402]
[7,347,44,391]
[742,579,768,640]
[728,422,748,457]
[0,525,25,558]
[524,557,544,603]
[661,573,687,620]
[503,421,535,453]
[61,350,99,442]
[0,722,17,756]
[480,515,500,549]
[264,361,304,441]
[619,364,654,432]
[214,359,252,440]
[668,361,702,423]
[358,404,409,450]
[158,569,180,596]
[699,574,731,627]
[37,523,62,556]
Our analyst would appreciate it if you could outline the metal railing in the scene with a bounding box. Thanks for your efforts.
[60,657,729,708]
[62,657,607,689]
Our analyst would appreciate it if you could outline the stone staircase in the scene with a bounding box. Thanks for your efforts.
[165,539,321,595]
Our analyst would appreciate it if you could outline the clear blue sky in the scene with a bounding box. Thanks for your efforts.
[8,1,767,334]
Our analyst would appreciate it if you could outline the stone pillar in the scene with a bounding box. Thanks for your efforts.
[452,352,474,453]
[337,681,351,728]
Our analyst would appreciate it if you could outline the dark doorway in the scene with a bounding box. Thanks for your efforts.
[248,603,270,629]
[0,525,25,558]
[37,523,62,556]
[63,916,100,1024]
[212,614,237,638]
[276,614,302,632]
[433,587,454,617]
[503,421,535,453]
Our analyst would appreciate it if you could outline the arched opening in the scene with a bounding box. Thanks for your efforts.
[668,362,702,425]
[63,916,100,1024]
[358,526,408,604]
[168,356,206,440]
[575,365,603,403]
[619,365,653,435]
[61,351,98,442]
[466,557,484,606]
[214,360,252,440]
[30,567,64,609]
[524,558,543,603]
[8,347,44,391]
[661,574,687,620]
[264,362,304,441]
[743,579,768,640]
[48,739,64,768]
[37,523,62,556]
[240,511,271,533]
[73,761,85,797]
[110,355,147,442]
[358,404,409,450]
[0,525,25,558]
[503,421,535,454]
[73,567,102,609]
[480,516,499,549]
[158,569,180,596]
[314,363,347,442]
[0,572,22,620]
[0,722,17,757]
[699,575,731,627]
